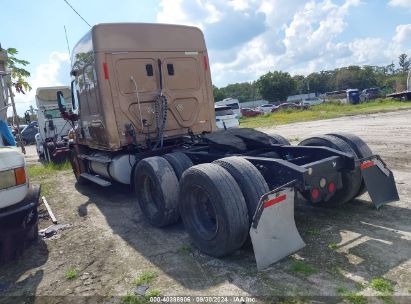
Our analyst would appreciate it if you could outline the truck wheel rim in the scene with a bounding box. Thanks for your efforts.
[190,185,218,240]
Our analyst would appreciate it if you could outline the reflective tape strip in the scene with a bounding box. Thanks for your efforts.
[263,194,287,208]
[360,161,375,170]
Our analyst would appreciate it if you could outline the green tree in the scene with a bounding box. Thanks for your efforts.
[4,47,31,93]
[213,85,226,102]
[398,53,410,75]
[256,71,296,102]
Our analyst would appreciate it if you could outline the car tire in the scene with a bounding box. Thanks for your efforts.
[213,156,269,224]
[134,156,180,227]
[298,135,362,207]
[179,163,249,257]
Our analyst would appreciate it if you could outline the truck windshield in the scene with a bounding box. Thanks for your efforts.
[44,109,62,119]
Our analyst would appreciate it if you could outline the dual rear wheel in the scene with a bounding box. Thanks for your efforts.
[134,154,268,257]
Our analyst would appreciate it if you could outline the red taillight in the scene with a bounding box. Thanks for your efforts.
[103,63,109,80]
[328,182,336,193]
[311,188,320,200]
[203,55,208,70]
[360,161,374,170]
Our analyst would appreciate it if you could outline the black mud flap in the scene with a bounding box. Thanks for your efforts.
[360,156,399,209]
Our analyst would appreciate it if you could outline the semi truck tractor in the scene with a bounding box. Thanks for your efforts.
[58,23,399,269]
[0,47,40,264]
[35,86,73,163]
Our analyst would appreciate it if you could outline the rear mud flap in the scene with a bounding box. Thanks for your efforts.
[360,156,399,209]
[250,186,305,270]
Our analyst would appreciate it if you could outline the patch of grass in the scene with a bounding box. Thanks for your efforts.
[132,271,157,286]
[122,292,145,304]
[328,243,338,250]
[122,289,161,304]
[307,228,320,236]
[239,99,411,128]
[146,289,161,297]
[355,282,367,291]
[370,278,394,293]
[289,260,319,277]
[336,287,367,304]
[28,161,71,178]
[65,268,78,280]
[177,244,193,254]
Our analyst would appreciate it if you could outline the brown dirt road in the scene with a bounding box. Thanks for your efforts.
[1,110,410,303]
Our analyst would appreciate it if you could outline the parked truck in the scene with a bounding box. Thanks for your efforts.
[0,47,40,264]
[58,23,399,269]
[35,86,73,163]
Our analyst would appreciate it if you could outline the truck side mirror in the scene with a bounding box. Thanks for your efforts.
[57,91,66,113]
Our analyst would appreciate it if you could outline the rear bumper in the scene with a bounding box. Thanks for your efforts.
[0,185,40,264]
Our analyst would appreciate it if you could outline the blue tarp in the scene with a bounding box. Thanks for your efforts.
[0,119,16,146]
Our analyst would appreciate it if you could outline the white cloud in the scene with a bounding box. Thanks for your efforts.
[393,24,411,45]
[388,0,411,8]
[11,51,70,115]
[154,0,410,86]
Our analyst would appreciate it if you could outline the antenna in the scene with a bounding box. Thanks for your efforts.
[62,0,91,27]
[64,25,72,65]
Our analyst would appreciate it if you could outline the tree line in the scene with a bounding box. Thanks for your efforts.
[213,53,410,103]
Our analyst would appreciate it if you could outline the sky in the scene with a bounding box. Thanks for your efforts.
[1,0,411,114]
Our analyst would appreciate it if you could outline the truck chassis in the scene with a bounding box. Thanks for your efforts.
[68,128,399,270]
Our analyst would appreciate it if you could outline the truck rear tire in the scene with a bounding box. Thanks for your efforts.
[134,156,180,227]
[179,164,249,257]
[269,134,290,145]
[163,152,193,180]
[298,135,362,207]
[327,132,373,197]
[213,156,269,224]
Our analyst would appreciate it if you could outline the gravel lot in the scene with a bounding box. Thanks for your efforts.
[1,110,410,303]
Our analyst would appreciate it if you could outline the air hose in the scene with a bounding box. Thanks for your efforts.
[153,59,168,149]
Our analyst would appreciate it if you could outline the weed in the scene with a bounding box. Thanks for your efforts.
[289,260,318,276]
[177,244,193,254]
[122,292,145,304]
[122,289,161,304]
[370,278,394,293]
[65,268,78,280]
[328,243,338,250]
[307,228,320,236]
[146,289,161,297]
[336,287,367,304]
[133,271,157,286]
[28,162,71,178]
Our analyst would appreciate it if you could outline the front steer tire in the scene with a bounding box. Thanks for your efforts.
[179,164,249,257]
[134,156,180,227]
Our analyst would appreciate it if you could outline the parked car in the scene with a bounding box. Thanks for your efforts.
[271,102,308,112]
[20,122,39,145]
[240,107,263,117]
[361,88,380,101]
[215,106,239,129]
[301,97,324,106]
[257,104,276,113]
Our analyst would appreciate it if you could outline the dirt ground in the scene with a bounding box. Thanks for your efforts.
[1,110,410,303]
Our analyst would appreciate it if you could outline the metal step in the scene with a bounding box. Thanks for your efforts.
[78,154,112,163]
[80,173,112,187]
